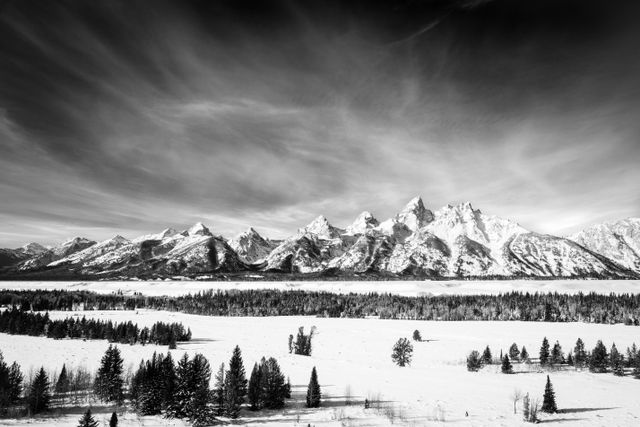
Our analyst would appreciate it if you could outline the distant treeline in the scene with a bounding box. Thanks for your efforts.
[1,289,640,324]
[0,308,191,345]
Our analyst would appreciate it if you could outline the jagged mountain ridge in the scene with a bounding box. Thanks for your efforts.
[1,197,638,278]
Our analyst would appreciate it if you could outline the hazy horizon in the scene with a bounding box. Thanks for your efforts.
[2,0,639,247]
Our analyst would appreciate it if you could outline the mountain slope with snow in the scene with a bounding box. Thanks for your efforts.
[228,228,277,263]
[569,218,640,273]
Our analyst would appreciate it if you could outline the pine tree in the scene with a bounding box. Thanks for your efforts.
[306,367,321,408]
[109,412,118,427]
[94,345,124,403]
[391,338,413,367]
[169,353,191,419]
[539,337,550,366]
[610,343,624,376]
[574,338,587,368]
[188,354,215,426]
[55,364,70,396]
[0,352,11,411]
[551,341,564,365]
[248,363,262,410]
[26,367,50,414]
[467,350,482,372]
[213,363,225,416]
[8,361,23,404]
[501,354,513,374]
[482,346,492,364]
[589,340,608,373]
[160,352,177,411]
[77,408,99,427]
[263,358,287,409]
[521,346,530,363]
[509,343,520,362]
[224,345,248,418]
[541,375,557,413]
[412,330,422,342]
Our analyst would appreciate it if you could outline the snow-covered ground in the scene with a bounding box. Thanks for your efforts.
[1,309,640,426]
[1,279,640,297]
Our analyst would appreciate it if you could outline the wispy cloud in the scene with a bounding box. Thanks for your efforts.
[0,0,638,246]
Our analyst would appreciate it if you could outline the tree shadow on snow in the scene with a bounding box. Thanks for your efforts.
[557,407,619,414]
[538,418,587,423]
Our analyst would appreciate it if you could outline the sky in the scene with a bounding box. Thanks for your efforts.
[1,0,639,247]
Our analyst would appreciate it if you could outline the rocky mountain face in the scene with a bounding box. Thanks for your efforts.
[228,228,279,263]
[2,197,639,279]
[569,218,640,274]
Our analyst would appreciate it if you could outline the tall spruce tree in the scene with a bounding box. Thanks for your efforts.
[109,412,118,427]
[306,367,321,408]
[8,361,23,404]
[213,363,225,416]
[248,363,262,410]
[55,364,70,396]
[551,341,564,365]
[224,346,247,419]
[77,408,99,427]
[169,353,191,419]
[574,338,587,367]
[521,346,530,363]
[94,345,124,403]
[589,340,608,373]
[501,354,513,374]
[482,346,492,364]
[610,343,624,376]
[188,354,215,426]
[541,375,557,413]
[26,367,50,414]
[539,337,550,366]
[0,352,12,412]
[261,358,287,410]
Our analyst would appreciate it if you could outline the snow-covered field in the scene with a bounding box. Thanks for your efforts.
[1,279,640,297]
[1,309,640,426]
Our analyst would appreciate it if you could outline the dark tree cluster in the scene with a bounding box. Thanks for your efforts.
[0,352,23,414]
[130,352,176,415]
[0,307,191,346]
[4,289,640,325]
[289,326,314,356]
[248,357,290,410]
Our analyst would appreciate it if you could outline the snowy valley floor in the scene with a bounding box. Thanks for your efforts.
[2,279,640,297]
[1,308,640,426]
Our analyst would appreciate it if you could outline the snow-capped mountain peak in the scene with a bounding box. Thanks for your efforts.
[187,222,212,237]
[394,196,434,231]
[229,227,276,263]
[19,242,48,256]
[298,215,342,239]
[345,211,379,235]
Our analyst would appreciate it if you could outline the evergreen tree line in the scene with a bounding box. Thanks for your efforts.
[130,345,299,425]
[3,289,640,325]
[467,337,640,378]
[0,307,191,346]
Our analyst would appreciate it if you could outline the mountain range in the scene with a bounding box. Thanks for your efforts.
[1,197,639,280]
